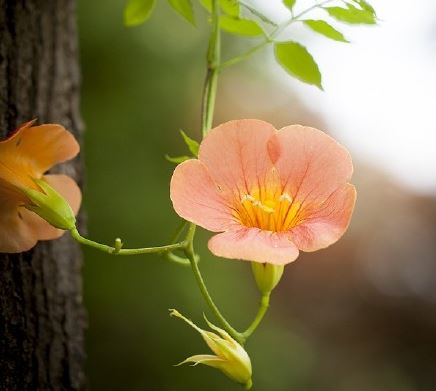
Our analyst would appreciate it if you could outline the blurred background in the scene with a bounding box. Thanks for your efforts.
[78,0,436,389]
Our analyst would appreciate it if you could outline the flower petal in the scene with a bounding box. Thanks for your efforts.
[0,123,80,178]
[18,209,65,242]
[170,159,238,232]
[273,125,353,205]
[0,205,39,253]
[208,228,299,265]
[0,174,81,253]
[198,119,279,199]
[290,184,356,251]
[0,176,33,252]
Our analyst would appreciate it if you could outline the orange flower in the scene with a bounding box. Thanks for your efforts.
[0,120,81,253]
[170,120,356,265]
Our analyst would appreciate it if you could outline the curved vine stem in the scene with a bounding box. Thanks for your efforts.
[186,0,277,343]
[190,0,246,343]
[241,293,270,339]
[201,0,221,137]
[183,224,245,344]
[70,227,186,256]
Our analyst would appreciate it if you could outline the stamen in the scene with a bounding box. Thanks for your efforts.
[258,203,275,213]
[241,194,275,213]
[241,194,256,203]
[279,193,292,203]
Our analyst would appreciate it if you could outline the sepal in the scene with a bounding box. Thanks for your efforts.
[170,309,252,389]
[21,177,76,230]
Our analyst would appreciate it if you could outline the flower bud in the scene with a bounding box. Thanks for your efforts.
[21,178,77,231]
[170,309,253,389]
[251,262,284,294]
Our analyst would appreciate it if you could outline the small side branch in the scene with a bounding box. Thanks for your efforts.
[70,227,186,256]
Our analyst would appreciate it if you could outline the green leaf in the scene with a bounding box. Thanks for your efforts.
[324,4,376,24]
[165,155,192,164]
[220,15,264,37]
[352,0,376,15]
[239,2,278,26]
[124,0,156,27]
[220,0,239,17]
[274,41,323,89]
[198,0,211,11]
[283,0,296,10]
[168,0,195,25]
[199,0,215,12]
[179,130,199,156]
[303,19,348,42]
[199,0,239,16]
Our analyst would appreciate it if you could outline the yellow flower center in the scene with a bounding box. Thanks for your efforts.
[236,188,302,232]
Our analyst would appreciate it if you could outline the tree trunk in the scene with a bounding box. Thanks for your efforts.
[0,1,86,390]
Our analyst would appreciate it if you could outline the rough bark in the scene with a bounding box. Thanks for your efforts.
[0,0,86,390]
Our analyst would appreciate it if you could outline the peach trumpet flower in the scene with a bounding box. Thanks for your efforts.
[170,120,356,265]
[0,120,81,253]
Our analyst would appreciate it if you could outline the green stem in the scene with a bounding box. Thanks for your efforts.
[164,252,192,266]
[70,227,185,256]
[185,0,246,343]
[193,0,246,343]
[274,0,334,37]
[170,219,188,244]
[201,0,221,136]
[220,40,270,69]
[220,0,335,70]
[184,224,244,344]
[190,0,279,344]
[164,220,192,265]
[242,293,270,339]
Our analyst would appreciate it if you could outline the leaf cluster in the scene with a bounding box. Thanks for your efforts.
[276,0,377,89]
[123,0,377,90]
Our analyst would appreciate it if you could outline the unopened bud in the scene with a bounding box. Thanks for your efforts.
[170,309,253,389]
[251,262,284,294]
[21,177,76,231]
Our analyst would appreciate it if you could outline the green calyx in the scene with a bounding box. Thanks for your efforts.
[251,262,284,294]
[21,177,76,231]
